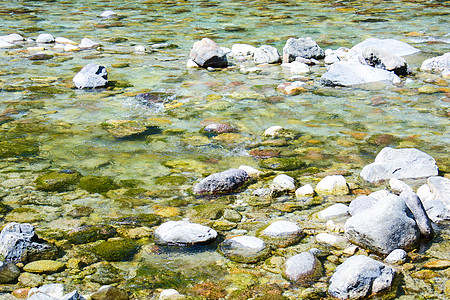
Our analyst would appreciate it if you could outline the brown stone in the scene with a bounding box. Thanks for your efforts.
[423,260,450,270]
[411,269,439,280]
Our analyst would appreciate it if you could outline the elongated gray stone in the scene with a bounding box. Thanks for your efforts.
[192,168,250,195]
[400,191,433,238]
[154,221,217,246]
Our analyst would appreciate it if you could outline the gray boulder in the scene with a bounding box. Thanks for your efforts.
[420,176,450,224]
[189,38,227,68]
[400,191,433,238]
[217,235,270,263]
[328,255,396,299]
[384,249,407,265]
[254,45,280,64]
[351,38,420,57]
[0,222,56,263]
[73,64,108,89]
[345,195,420,255]
[283,251,322,283]
[282,37,325,63]
[0,261,20,283]
[421,52,450,74]
[259,220,302,248]
[192,168,250,195]
[320,61,401,87]
[154,220,217,246]
[363,47,411,75]
[348,195,379,216]
[360,147,438,183]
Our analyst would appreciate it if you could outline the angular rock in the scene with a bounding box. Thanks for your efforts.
[230,43,257,57]
[389,178,414,195]
[282,37,325,62]
[189,38,227,68]
[217,235,270,263]
[421,176,450,223]
[363,47,411,75]
[384,249,407,265]
[315,175,349,195]
[73,64,108,89]
[0,261,20,283]
[0,222,56,263]
[400,191,433,238]
[259,220,302,247]
[320,61,401,87]
[328,255,396,299]
[360,147,438,183]
[91,285,128,300]
[351,38,420,57]
[345,195,420,255]
[318,203,349,220]
[36,33,54,44]
[155,220,217,246]
[254,45,280,64]
[421,52,450,74]
[283,251,322,283]
[348,195,378,216]
[192,168,250,195]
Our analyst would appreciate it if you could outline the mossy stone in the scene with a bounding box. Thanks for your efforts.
[126,265,186,290]
[154,174,188,186]
[259,157,306,171]
[78,176,119,193]
[34,170,82,192]
[67,225,117,245]
[113,213,161,227]
[90,239,139,261]
[186,203,226,220]
[0,139,40,158]
[90,262,124,285]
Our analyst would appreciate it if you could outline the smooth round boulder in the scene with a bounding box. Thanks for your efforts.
[384,249,407,265]
[259,220,302,247]
[217,236,270,263]
[317,203,349,220]
[189,38,227,68]
[272,174,296,192]
[315,175,349,195]
[36,33,54,43]
[283,251,322,283]
[155,220,217,246]
[73,64,108,89]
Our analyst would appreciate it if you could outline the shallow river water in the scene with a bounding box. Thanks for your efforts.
[0,0,449,299]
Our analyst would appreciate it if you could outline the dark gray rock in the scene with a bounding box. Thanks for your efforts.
[351,38,420,57]
[282,37,325,63]
[192,168,250,195]
[360,147,439,183]
[189,38,227,68]
[0,261,20,283]
[421,176,450,224]
[345,195,420,255]
[400,191,433,238]
[363,47,411,75]
[348,195,379,216]
[73,64,108,89]
[0,222,56,263]
[154,220,217,246]
[283,251,322,283]
[217,236,270,263]
[320,61,400,87]
[328,255,396,300]
[254,45,280,64]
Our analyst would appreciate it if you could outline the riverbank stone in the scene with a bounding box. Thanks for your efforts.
[217,236,270,263]
[0,222,57,263]
[320,61,401,87]
[73,64,108,89]
[348,195,378,216]
[259,220,302,247]
[192,168,250,195]
[295,184,315,198]
[155,220,217,246]
[91,285,129,300]
[328,255,396,299]
[189,38,227,68]
[283,251,322,283]
[363,47,411,75]
[317,204,349,220]
[78,38,100,49]
[384,249,407,265]
[0,261,20,283]
[360,147,439,183]
[315,175,349,195]
[272,174,296,192]
[400,191,433,238]
[345,195,420,255]
[36,33,54,44]
[282,37,325,62]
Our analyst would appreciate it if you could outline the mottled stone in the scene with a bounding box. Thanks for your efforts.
[217,236,270,263]
[283,251,322,283]
[254,45,280,64]
[189,38,227,68]
[283,37,325,62]
[192,168,250,195]
[91,285,128,300]
[155,220,217,246]
[259,220,302,247]
[0,261,20,283]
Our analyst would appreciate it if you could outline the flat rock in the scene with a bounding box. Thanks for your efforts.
[315,175,349,195]
[23,260,65,274]
[283,37,325,62]
[320,61,401,87]
[154,220,217,246]
[259,220,302,247]
[363,47,411,75]
[283,251,322,283]
[78,38,100,50]
[192,168,250,195]
[318,203,349,220]
[217,235,270,263]
[360,147,438,183]
[345,195,420,255]
[189,38,227,68]
[328,255,396,299]
[73,64,107,89]
[254,45,280,64]
[351,38,420,56]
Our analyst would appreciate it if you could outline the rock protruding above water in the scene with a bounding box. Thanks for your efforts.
[363,47,411,75]
[351,38,420,57]
[189,38,228,68]
[36,33,55,44]
[0,222,56,263]
[344,195,420,255]
[192,168,250,195]
[73,64,108,89]
[283,37,325,62]
[320,61,401,86]
[26,283,86,300]
[283,251,322,283]
[217,235,270,263]
[400,191,433,238]
[259,220,302,247]
[318,203,349,220]
[348,195,378,216]
[384,249,407,265]
[154,220,217,246]
[78,37,100,50]
[419,176,450,224]
[328,255,396,300]
[254,45,281,64]
[91,285,129,300]
[315,175,349,195]
[421,52,450,74]
[360,147,439,183]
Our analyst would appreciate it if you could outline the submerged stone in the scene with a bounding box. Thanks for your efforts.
[217,235,270,263]
[78,176,118,193]
[67,225,117,245]
[0,261,20,283]
[0,138,40,158]
[259,157,306,171]
[259,220,302,247]
[91,239,139,261]
[34,170,82,192]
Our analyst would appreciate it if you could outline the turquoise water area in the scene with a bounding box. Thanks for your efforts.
[0,0,449,299]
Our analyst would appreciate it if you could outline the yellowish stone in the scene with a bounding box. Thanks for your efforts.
[411,269,439,280]
[418,85,439,94]
[423,260,450,270]
[23,260,65,274]
[155,206,181,218]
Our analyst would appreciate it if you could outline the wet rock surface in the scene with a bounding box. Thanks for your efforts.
[154,220,217,246]
[192,168,250,195]
[73,64,108,89]
[283,251,322,283]
[217,236,270,263]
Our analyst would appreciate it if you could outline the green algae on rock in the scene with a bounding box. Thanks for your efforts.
[90,239,139,262]
[34,170,82,192]
[78,175,119,193]
[0,139,40,158]
[67,225,118,245]
[259,157,306,171]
